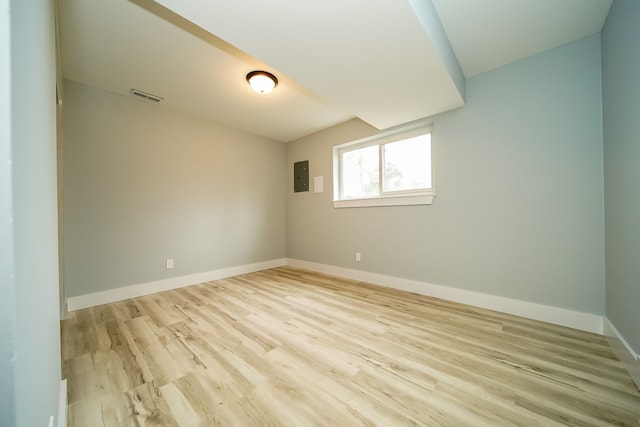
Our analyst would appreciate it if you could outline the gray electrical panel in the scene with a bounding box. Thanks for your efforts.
[294,160,309,192]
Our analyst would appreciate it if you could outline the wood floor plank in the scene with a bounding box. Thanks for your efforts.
[61,267,640,426]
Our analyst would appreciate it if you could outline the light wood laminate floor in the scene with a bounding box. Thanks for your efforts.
[61,267,640,426]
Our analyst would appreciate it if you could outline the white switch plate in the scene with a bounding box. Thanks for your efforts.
[314,176,323,193]
[166,259,174,269]
[355,252,361,262]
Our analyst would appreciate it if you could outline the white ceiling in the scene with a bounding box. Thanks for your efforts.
[431,0,613,77]
[150,0,465,132]
[57,0,612,143]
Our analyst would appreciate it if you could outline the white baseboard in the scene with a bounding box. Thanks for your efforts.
[58,379,67,427]
[65,257,637,390]
[66,256,604,335]
[66,258,287,311]
[604,318,640,390]
[285,258,604,334]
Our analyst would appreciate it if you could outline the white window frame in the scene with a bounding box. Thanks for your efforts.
[333,121,435,208]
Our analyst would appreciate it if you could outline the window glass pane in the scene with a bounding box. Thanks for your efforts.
[382,134,431,192]
[341,145,379,198]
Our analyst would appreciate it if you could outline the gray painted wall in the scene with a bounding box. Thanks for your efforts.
[9,0,62,426]
[0,0,16,424]
[287,34,605,315]
[63,81,286,297]
[602,0,640,353]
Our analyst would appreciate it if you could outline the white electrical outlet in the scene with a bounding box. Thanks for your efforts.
[48,416,54,427]
[355,252,361,262]
[166,259,174,269]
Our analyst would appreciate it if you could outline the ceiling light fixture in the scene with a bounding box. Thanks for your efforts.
[246,70,278,94]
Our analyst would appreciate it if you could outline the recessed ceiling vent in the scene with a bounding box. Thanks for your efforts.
[129,88,163,103]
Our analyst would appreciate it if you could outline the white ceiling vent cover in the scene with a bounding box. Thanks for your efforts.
[130,88,163,103]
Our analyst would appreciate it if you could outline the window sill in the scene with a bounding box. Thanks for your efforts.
[333,193,434,208]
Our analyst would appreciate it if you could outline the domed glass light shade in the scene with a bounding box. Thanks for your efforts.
[246,70,278,94]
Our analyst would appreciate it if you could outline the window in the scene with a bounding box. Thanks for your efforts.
[333,123,434,208]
